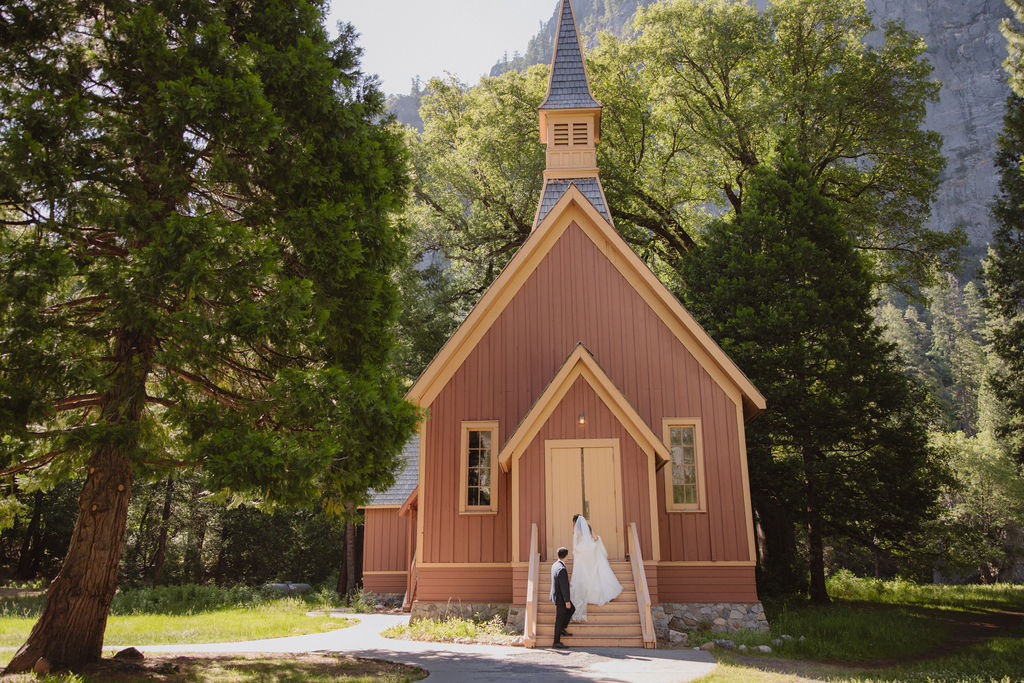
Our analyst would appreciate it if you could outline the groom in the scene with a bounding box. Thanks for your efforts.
[550,546,574,647]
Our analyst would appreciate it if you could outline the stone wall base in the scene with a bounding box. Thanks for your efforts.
[409,602,510,624]
[652,602,768,638]
[507,605,526,632]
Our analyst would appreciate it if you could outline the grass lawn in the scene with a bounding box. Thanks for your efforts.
[0,653,426,682]
[0,601,352,652]
[690,574,1024,683]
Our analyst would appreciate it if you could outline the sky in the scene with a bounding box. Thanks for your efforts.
[328,0,559,95]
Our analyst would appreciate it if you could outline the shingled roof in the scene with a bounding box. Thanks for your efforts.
[535,177,611,226]
[366,435,419,506]
[539,0,600,110]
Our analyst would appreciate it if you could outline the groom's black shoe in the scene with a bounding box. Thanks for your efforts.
[552,641,569,648]
[561,631,573,637]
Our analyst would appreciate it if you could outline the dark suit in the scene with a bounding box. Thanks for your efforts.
[552,559,575,642]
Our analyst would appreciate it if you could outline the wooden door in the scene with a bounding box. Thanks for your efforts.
[545,440,625,561]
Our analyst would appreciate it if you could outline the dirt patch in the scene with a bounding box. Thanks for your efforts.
[730,608,1024,677]
[0,653,426,682]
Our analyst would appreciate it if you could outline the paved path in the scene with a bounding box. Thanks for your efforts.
[128,613,717,682]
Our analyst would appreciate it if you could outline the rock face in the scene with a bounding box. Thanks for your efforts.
[869,0,1011,258]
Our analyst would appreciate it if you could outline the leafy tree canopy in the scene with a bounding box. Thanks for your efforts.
[0,0,415,669]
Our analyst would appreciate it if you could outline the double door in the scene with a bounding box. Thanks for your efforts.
[544,439,625,561]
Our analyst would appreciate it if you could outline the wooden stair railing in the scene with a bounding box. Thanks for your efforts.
[402,556,417,613]
[524,522,539,647]
[628,522,657,649]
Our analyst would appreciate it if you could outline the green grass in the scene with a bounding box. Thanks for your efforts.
[827,569,1024,613]
[761,600,953,661]
[0,597,353,651]
[693,574,1024,683]
[384,614,517,645]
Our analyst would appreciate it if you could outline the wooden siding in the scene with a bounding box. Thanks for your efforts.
[421,221,751,567]
[363,572,408,593]
[363,508,409,573]
[519,377,653,561]
[657,565,758,603]
[415,566,514,603]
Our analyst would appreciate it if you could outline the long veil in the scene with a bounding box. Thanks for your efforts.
[570,515,622,623]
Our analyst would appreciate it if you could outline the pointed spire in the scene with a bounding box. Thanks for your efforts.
[540,0,600,110]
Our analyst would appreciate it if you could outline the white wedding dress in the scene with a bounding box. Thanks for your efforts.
[569,516,622,622]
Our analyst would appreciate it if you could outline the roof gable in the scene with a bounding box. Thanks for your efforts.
[406,185,766,419]
[497,344,669,472]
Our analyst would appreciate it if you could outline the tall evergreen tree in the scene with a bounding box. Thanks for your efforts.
[0,0,414,670]
[986,93,1024,465]
[681,149,942,602]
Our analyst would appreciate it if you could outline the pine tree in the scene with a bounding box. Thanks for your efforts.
[681,148,942,602]
[986,93,1024,464]
[0,0,414,670]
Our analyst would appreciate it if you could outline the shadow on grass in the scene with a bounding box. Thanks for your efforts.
[0,654,426,683]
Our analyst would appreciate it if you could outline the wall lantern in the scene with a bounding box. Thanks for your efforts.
[578,413,586,426]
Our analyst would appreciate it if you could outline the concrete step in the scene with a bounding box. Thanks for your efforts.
[534,635,646,648]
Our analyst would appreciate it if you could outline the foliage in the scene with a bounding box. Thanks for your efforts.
[986,94,1024,465]
[409,67,548,308]
[384,614,515,644]
[0,0,415,666]
[680,148,944,601]
[408,0,960,313]
[594,0,962,288]
[923,432,1024,580]
[1003,0,1024,96]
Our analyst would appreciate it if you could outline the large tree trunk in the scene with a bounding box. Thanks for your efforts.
[149,474,175,586]
[752,494,803,596]
[5,447,134,672]
[5,330,152,673]
[804,452,830,605]
[15,491,44,580]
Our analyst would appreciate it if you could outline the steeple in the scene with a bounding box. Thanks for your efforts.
[533,0,610,230]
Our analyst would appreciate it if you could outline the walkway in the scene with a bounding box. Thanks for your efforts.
[131,613,717,683]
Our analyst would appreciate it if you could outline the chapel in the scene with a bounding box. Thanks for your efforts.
[362,0,768,646]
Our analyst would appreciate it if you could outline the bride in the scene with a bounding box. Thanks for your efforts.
[569,514,622,622]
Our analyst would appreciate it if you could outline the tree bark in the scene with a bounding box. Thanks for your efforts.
[5,330,152,673]
[15,492,44,580]
[344,513,357,595]
[149,474,174,586]
[804,453,830,604]
[126,491,154,584]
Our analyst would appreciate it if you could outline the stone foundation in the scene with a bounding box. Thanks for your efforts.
[507,605,526,632]
[409,602,510,624]
[652,602,768,638]
[366,592,404,608]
